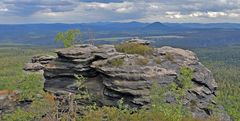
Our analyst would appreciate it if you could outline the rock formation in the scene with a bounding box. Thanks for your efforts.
[28,41,230,120]
[23,55,55,72]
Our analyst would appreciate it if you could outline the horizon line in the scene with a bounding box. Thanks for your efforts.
[1,21,240,25]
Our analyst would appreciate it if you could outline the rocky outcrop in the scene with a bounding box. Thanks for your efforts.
[40,41,230,120]
[23,55,55,72]
[125,38,150,45]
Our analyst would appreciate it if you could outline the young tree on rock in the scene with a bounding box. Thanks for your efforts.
[55,29,81,48]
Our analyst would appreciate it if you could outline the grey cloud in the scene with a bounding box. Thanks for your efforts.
[0,0,240,23]
[2,0,78,16]
[79,0,124,3]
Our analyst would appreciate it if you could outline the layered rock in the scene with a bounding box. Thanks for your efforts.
[125,38,150,45]
[23,55,55,72]
[41,42,230,120]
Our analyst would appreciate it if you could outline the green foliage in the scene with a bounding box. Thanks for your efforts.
[0,46,55,120]
[79,80,202,121]
[203,62,240,120]
[81,106,218,121]
[1,45,240,121]
[74,74,87,90]
[74,74,90,100]
[115,43,153,56]
[150,80,188,121]
[109,58,124,67]
[117,98,125,110]
[178,66,193,89]
[0,46,52,99]
[17,74,44,100]
[82,78,196,121]
[193,46,240,121]
[55,29,81,48]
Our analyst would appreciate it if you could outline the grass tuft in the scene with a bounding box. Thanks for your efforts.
[109,58,124,67]
[115,43,153,56]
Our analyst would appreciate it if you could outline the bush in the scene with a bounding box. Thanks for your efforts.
[115,43,153,56]
[80,103,218,121]
[55,29,81,48]
[109,58,124,67]
[178,66,193,89]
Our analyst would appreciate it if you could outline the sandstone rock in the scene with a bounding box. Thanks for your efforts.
[24,41,230,120]
[24,55,56,72]
[125,38,151,45]
[31,55,56,64]
[23,63,44,72]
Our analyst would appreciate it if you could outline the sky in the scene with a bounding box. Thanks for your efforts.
[0,0,240,24]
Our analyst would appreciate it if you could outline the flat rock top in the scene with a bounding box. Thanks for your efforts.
[125,38,151,45]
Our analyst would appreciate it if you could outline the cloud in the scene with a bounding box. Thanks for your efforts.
[0,8,8,12]
[85,2,136,13]
[2,0,78,16]
[79,0,124,3]
[0,0,240,23]
[165,11,184,19]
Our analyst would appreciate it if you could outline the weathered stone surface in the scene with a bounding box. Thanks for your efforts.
[23,63,44,72]
[24,41,230,120]
[55,44,99,59]
[125,38,151,45]
[31,55,56,64]
[24,55,56,72]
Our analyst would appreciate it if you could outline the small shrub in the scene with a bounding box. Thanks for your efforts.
[135,58,149,65]
[178,66,193,89]
[115,43,153,56]
[109,58,124,67]
[74,74,87,90]
[117,98,125,110]
[55,29,81,48]
[16,74,44,101]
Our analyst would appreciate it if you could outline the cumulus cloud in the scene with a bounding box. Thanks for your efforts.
[0,0,240,23]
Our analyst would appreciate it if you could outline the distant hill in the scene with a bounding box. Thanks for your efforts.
[143,22,168,30]
[0,22,240,47]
